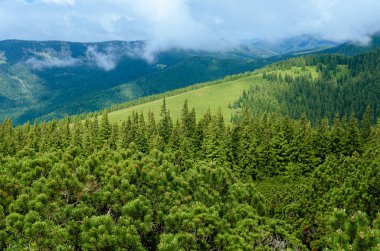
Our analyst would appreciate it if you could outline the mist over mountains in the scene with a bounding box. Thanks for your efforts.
[1,33,380,124]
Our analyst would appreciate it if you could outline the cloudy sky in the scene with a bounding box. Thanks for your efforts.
[1,0,380,52]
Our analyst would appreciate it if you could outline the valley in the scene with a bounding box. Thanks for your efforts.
[0,35,340,124]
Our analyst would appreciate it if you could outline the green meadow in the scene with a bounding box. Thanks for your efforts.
[107,75,266,123]
[267,66,319,80]
[103,65,332,124]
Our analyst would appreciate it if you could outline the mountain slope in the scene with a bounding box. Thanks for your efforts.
[234,49,380,123]
[0,40,269,123]
[244,35,338,56]
[106,75,265,124]
[320,32,380,55]
[0,37,339,124]
[87,48,380,126]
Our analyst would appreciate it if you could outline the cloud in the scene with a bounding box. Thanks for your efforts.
[85,46,118,71]
[24,47,81,70]
[125,0,219,59]
[25,56,79,70]
[0,51,6,63]
[1,0,380,57]
[23,44,138,71]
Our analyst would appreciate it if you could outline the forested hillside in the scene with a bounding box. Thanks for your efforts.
[1,48,380,250]
[0,40,273,124]
[3,0,380,250]
[0,95,379,250]
[320,32,380,56]
[73,48,380,128]
[0,35,345,124]
[233,48,380,124]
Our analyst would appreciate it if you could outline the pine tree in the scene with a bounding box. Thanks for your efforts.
[82,119,94,154]
[120,117,133,148]
[159,98,172,144]
[290,113,315,174]
[202,109,228,165]
[92,116,102,149]
[0,118,14,155]
[27,119,41,151]
[360,105,372,142]
[61,117,71,149]
[71,121,83,147]
[109,123,119,150]
[347,112,361,154]
[147,111,157,136]
[331,114,347,155]
[136,112,148,152]
[313,117,331,162]
[100,112,111,146]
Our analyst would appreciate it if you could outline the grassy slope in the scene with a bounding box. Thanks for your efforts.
[107,75,266,123]
[265,66,319,79]
[105,66,321,124]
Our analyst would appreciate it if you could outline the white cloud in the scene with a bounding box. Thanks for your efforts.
[25,56,79,70]
[24,48,81,70]
[0,0,380,55]
[85,46,118,71]
[23,44,140,71]
[0,51,6,63]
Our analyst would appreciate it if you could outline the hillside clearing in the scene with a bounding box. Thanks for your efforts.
[107,75,267,123]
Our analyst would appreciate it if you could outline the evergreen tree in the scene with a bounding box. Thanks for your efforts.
[159,98,172,144]
[347,112,361,154]
[361,105,372,141]
[0,118,14,155]
[100,112,111,146]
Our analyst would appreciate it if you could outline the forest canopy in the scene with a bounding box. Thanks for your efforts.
[1,49,380,250]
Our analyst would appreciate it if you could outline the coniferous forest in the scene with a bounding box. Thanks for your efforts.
[3,1,380,250]
[1,86,380,250]
[233,49,380,125]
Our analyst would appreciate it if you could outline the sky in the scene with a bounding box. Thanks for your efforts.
[1,0,380,54]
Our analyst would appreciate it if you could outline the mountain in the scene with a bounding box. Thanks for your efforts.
[99,74,261,124]
[234,48,380,124]
[91,48,380,127]
[320,32,380,55]
[241,35,338,57]
[1,45,380,251]
[0,37,338,124]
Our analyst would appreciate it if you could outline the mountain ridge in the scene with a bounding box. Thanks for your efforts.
[0,34,365,124]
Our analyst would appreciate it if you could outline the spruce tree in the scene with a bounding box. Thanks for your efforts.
[159,98,172,144]
[100,112,111,146]
[347,112,361,154]
[361,105,372,142]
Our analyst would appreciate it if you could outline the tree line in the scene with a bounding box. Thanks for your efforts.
[1,96,380,249]
[234,49,380,125]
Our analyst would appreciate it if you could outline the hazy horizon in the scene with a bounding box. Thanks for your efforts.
[1,0,380,60]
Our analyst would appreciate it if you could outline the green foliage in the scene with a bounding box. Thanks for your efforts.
[235,49,380,124]
[103,73,257,124]
[0,39,271,125]
[320,210,380,250]
[1,99,378,249]
[1,48,380,250]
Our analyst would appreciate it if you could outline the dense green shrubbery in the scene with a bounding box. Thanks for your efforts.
[1,49,380,250]
[1,96,379,250]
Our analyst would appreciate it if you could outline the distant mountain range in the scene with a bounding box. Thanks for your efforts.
[320,32,380,55]
[0,40,269,124]
[0,34,377,124]
[240,35,338,57]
